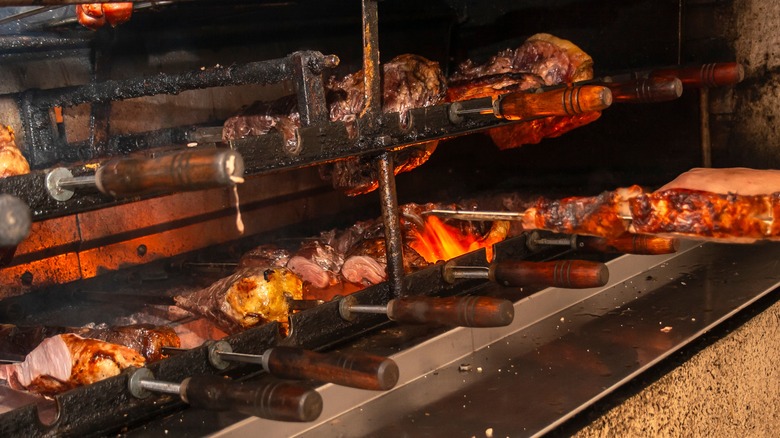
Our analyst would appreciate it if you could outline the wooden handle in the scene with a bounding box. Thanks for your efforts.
[265,347,399,391]
[650,62,744,88]
[496,85,612,121]
[387,296,514,327]
[606,77,682,103]
[181,375,322,422]
[489,260,608,289]
[578,234,679,254]
[95,148,244,197]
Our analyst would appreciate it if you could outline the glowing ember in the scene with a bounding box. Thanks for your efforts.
[410,216,507,263]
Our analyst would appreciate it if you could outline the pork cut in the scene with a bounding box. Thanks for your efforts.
[0,324,179,363]
[0,334,145,396]
[448,33,599,150]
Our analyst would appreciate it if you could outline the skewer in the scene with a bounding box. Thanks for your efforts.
[45,148,244,201]
[163,341,398,391]
[443,259,609,289]
[127,367,322,422]
[338,295,514,328]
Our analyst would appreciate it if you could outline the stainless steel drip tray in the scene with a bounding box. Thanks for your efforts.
[214,241,780,437]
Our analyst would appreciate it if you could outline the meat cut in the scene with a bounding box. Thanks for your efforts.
[223,54,446,195]
[448,33,599,150]
[0,126,29,178]
[0,334,145,396]
[0,324,179,362]
[174,267,303,334]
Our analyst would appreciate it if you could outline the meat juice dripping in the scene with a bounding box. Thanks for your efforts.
[232,185,244,235]
[225,154,245,234]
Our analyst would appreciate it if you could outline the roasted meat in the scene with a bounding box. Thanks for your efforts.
[341,238,428,286]
[448,33,599,150]
[223,54,446,195]
[286,241,344,289]
[0,126,29,178]
[174,267,303,334]
[0,324,179,362]
[76,2,133,30]
[237,244,291,269]
[519,168,780,242]
[0,334,144,396]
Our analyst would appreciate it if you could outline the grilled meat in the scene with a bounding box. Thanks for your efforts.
[0,324,179,362]
[520,168,780,242]
[0,126,29,178]
[223,54,446,195]
[341,238,428,286]
[76,2,133,30]
[174,267,303,334]
[0,334,144,396]
[448,33,598,150]
[286,241,343,289]
[237,244,291,269]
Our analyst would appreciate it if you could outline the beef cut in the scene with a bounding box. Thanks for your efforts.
[223,54,446,195]
[448,33,599,150]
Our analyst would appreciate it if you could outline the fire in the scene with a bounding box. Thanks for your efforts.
[410,216,508,263]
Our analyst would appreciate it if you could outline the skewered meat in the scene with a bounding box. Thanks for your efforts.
[223,54,446,195]
[76,2,133,30]
[520,168,780,242]
[174,267,303,334]
[448,33,599,150]
[286,241,343,289]
[0,334,144,396]
[0,126,29,178]
[341,238,428,286]
[237,244,291,269]
[0,324,179,362]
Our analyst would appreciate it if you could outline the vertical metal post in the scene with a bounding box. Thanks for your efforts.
[378,152,405,297]
[700,88,711,167]
[360,0,381,132]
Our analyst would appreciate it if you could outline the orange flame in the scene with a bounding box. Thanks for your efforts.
[410,216,504,263]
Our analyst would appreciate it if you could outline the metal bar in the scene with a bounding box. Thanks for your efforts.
[377,152,405,297]
[290,51,334,128]
[22,56,296,108]
[138,379,182,396]
[215,350,266,366]
[347,304,389,314]
[446,266,489,280]
[360,0,381,132]
[700,87,712,167]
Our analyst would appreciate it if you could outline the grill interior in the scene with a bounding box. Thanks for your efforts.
[0,0,776,436]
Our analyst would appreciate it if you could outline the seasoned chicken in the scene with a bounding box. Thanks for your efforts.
[0,126,29,178]
[0,334,145,396]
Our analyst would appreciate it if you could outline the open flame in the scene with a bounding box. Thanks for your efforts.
[409,216,508,263]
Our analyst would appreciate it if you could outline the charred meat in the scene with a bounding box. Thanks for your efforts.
[448,33,598,150]
[223,54,446,195]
